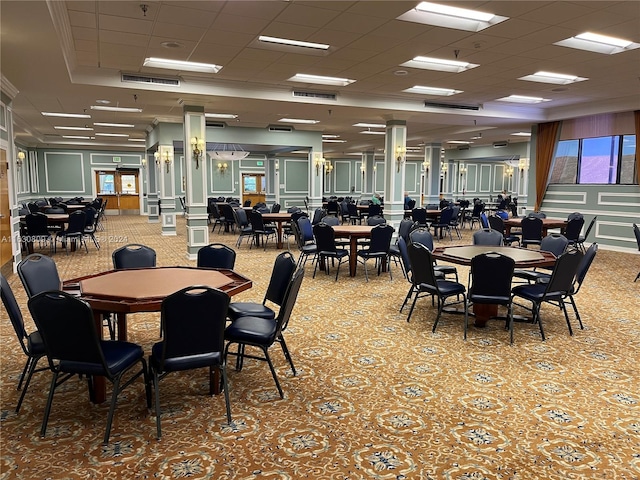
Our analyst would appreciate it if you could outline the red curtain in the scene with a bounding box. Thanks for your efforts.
[534,121,562,211]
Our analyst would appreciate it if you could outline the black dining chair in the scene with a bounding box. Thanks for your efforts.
[411,208,428,228]
[312,223,349,281]
[575,216,596,253]
[291,218,317,269]
[112,244,157,270]
[520,216,543,248]
[24,212,54,254]
[564,215,585,249]
[17,253,61,299]
[405,242,467,328]
[55,210,87,254]
[224,268,304,399]
[488,215,520,246]
[197,243,236,269]
[356,224,394,281]
[468,252,515,342]
[27,291,151,444]
[408,227,458,281]
[150,286,232,438]
[249,210,276,250]
[232,208,254,248]
[472,228,504,246]
[513,233,568,284]
[0,274,47,413]
[511,248,584,342]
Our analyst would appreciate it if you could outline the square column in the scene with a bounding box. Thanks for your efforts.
[156,145,176,236]
[146,152,159,223]
[183,106,209,260]
[384,120,407,230]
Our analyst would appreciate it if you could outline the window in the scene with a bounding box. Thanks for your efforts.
[550,135,636,184]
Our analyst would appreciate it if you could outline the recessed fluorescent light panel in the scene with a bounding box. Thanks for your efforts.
[554,32,639,55]
[400,56,478,73]
[519,71,588,85]
[496,95,550,104]
[278,118,320,124]
[447,140,472,144]
[91,106,142,113]
[288,73,355,87]
[323,139,347,143]
[511,132,532,137]
[205,113,238,119]
[54,126,93,131]
[322,134,340,139]
[258,35,329,51]
[42,112,91,118]
[398,1,508,32]
[360,130,386,135]
[93,122,135,128]
[404,86,462,96]
[62,135,93,139]
[143,57,222,73]
[95,133,129,137]
[353,123,385,128]
[128,138,146,142]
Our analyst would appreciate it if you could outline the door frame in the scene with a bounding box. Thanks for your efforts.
[91,167,144,215]
[240,171,266,205]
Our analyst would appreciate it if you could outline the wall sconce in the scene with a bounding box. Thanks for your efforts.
[459,166,467,178]
[396,145,405,172]
[217,162,228,174]
[422,160,429,174]
[141,156,147,168]
[441,163,448,176]
[314,155,325,176]
[16,151,25,169]
[505,165,514,178]
[275,160,279,172]
[325,160,333,174]
[154,150,173,173]
[190,136,205,169]
[518,159,527,172]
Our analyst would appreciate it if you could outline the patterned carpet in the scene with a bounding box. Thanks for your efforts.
[0,214,638,480]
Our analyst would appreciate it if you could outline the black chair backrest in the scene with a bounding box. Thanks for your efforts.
[407,242,440,289]
[407,199,416,210]
[27,202,39,213]
[65,210,87,234]
[25,212,50,236]
[112,244,157,270]
[521,216,543,241]
[397,236,411,278]
[347,202,358,217]
[197,243,236,269]
[44,206,65,214]
[574,243,598,291]
[291,211,307,224]
[326,200,339,214]
[539,233,568,257]
[411,208,427,224]
[368,204,381,216]
[265,251,297,306]
[564,216,585,242]
[28,291,107,371]
[544,249,584,296]
[321,216,340,226]
[397,218,415,244]
[249,210,268,231]
[83,206,97,228]
[234,207,249,228]
[1,274,30,350]
[528,211,547,219]
[158,286,229,364]
[487,215,505,233]
[313,223,339,253]
[409,227,434,251]
[298,217,314,243]
[471,202,484,217]
[567,212,583,222]
[472,228,504,246]
[271,203,281,213]
[243,200,251,207]
[634,224,640,251]
[311,208,325,225]
[17,253,61,298]
[368,224,394,253]
[367,215,386,226]
[583,216,597,240]
[221,203,236,221]
[287,206,302,214]
[470,252,515,302]
[276,268,305,334]
[437,207,455,225]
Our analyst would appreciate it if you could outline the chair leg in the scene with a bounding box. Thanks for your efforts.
[278,336,296,376]
[17,357,31,391]
[561,300,573,336]
[41,371,59,437]
[406,292,420,322]
[534,304,545,341]
[568,296,584,329]
[103,375,122,444]
[262,347,284,399]
[16,356,41,413]
[153,369,162,439]
[400,285,414,312]
[220,365,232,424]
[431,298,444,333]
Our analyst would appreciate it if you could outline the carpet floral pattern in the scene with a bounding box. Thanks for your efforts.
[1,215,638,479]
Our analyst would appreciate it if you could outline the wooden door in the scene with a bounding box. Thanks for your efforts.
[242,173,266,207]
[0,149,11,267]
[95,170,140,214]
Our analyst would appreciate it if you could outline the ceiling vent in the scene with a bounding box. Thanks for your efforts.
[424,101,480,111]
[268,125,293,132]
[292,90,337,101]
[457,145,470,151]
[206,121,226,128]
[121,73,180,87]
[493,141,508,148]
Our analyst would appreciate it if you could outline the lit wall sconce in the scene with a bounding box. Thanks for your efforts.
[314,155,325,176]
[396,145,406,172]
[505,165,514,177]
[154,150,173,173]
[217,162,228,174]
[441,162,448,176]
[325,160,333,174]
[190,136,205,169]
[275,160,279,172]
[16,151,25,169]
[422,160,429,174]
[141,156,147,168]
[459,166,467,177]
[518,159,527,172]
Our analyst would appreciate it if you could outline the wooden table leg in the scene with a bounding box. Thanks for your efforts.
[349,236,358,276]
[473,303,498,327]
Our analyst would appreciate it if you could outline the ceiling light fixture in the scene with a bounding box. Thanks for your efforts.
[554,32,639,55]
[400,56,479,73]
[278,118,320,124]
[496,95,550,104]
[511,132,532,137]
[205,113,238,119]
[93,122,135,128]
[91,105,142,113]
[447,140,473,144]
[404,85,462,96]
[322,134,340,139]
[42,112,91,118]
[399,1,508,32]
[128,138,146,142]
[258,35,329,50]
[62,135,93,139]
[360,130,386,135]
[209,144,250,162]
[519,71,588,85]
[54,126,93,131]
[288,73,355,87]
[95,132,129,137]
[322,139,347,143]
[143,57,222,73]
[353,123,385,128]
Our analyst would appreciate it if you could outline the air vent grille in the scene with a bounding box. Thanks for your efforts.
[206,122,226,128]
[493,141,508,148]
[424,101,480,111]
[268,125,293,132]
[457,145,470,151]
[121,73,180,86]
[293,90,337,101]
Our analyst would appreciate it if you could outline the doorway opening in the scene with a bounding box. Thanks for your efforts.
[95,169,140,214]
